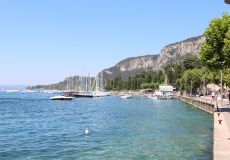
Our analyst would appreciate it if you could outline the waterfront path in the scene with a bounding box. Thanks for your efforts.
[213,98,230,160]
[181,96,230,160]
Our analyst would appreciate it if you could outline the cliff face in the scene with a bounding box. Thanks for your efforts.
[102,35,205,81]
[153,35,205,70]
[103,55,159,81]
[116,55,159,72]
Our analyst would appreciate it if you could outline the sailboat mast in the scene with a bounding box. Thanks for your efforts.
[72,76,73,91]
[86,76,88,91]
[67,76,69,91]
[89,71,91,91]
[100,71,103,89]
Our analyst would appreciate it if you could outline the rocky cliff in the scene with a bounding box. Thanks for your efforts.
[102,35,205,81]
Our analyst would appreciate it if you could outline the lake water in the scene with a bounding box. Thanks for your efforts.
[0,92,213,160]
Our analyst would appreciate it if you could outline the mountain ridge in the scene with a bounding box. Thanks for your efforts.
[101,35,205,81]
[30,35,205,89]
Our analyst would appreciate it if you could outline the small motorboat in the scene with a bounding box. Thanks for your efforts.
[121,94,132,99]
[50,95,74,100]
[149,96,160,100]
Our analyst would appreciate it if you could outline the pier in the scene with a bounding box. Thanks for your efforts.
[178,95,230,160]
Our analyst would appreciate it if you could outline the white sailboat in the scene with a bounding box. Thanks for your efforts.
[92,71,111,97]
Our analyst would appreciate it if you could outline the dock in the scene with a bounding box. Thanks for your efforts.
[178,95,230,160]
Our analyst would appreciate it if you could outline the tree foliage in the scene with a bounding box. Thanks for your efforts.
[105,59,206,92]
[179,68,214,94]
[223,27,230,67]
[183,56,203,70]
[199,12,230,70]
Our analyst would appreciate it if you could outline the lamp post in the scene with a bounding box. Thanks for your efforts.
[191,79,192,96]
[203,75,206,97]
[220,70,223,106]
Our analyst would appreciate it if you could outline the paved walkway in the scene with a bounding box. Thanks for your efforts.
[195,96,230,160]
[213,99,230,160]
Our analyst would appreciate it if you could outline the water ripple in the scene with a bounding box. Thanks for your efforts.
[0,93,213,159]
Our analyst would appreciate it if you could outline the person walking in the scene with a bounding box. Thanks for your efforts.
[212,91,215,101]
[215,93,218,101]
[228,90,230,104]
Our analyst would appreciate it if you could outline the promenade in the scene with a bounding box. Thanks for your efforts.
[180,96,230,160]
[213,98,230,160]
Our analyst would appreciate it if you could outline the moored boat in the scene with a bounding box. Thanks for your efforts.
[148,94,160,100]
[50,95,74,100]
[6,89,20,93]
[121,94,132,99]
[21,90,37,93]
[72,91,94,98]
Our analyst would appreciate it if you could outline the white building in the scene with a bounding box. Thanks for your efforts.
[159,85,175,93]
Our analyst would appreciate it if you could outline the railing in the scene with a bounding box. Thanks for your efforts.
[177,95,215,114]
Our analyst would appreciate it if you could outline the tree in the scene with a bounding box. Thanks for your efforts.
[127,76,132,90]
[140,83,156,89]
[223,27,230,68]
[181,69,203,94]
[199,12,230,70]
[104,83,113,90]
[183,56,203,70]
[223,68,230,87]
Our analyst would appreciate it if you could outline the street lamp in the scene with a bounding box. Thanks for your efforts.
[191,79,192,96]
[220,70,223,106]
[203,75,206,97]
[225,0,230,4]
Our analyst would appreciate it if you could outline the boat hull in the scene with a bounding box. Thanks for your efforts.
[121,95,132,99]
[50,95,74,100]
[72,93,93,98]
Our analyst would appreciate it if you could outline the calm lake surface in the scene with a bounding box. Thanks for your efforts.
[0,92,213,160]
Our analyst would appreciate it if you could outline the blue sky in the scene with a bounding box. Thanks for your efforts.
[0,0,229,85]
